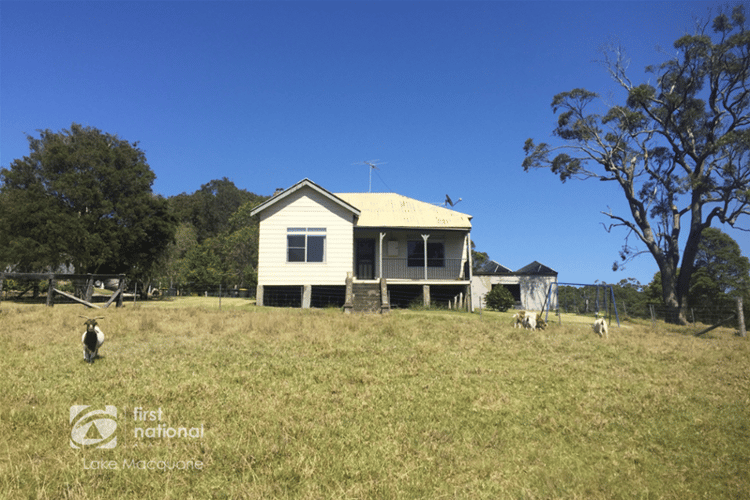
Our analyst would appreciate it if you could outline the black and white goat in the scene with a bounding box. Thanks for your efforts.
[81,316,105,363]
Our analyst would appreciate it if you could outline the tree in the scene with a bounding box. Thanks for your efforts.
[522,7,750,324]
[471,240,490,273]
[169,178,263,243]
[0,123,177,276]
[220,199,263,290]
[693,227,750,297]
[485,285,515,312]
[609,278,649,318]
[647,229,749,317]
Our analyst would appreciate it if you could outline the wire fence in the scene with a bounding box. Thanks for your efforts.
[2,276,746,334]
[158,283,255,299]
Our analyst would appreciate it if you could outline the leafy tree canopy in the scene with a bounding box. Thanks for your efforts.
[0,123,176,275]
[523,6,750,324]
[693,227,750,297]
[169,177,264,243]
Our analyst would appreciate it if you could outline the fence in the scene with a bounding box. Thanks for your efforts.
[645,299,746,336]
[0,273,126,309]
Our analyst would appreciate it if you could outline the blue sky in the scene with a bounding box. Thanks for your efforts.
[2,1,748,287]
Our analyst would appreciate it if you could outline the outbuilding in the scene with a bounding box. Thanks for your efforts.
[472,260,558,311]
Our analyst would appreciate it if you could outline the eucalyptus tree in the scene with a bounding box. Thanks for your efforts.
[522,7,750,324]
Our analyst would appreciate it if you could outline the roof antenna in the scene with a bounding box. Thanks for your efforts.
[352,160,387,192]
[444,194,462,207]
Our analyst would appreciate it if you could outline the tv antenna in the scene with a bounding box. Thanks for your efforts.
[444,194,462,207]
[352,160,387,192]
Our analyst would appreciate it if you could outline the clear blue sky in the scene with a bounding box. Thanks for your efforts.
[2,1,747,287]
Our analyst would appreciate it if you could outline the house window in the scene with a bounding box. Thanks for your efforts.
[407,241,445,267]
[287,228,326,262]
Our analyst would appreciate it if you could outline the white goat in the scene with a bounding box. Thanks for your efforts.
[592,317,608,339]
[513,310,547,331]
[81,316,105,363]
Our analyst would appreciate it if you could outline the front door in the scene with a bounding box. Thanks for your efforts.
[355,239,376,279]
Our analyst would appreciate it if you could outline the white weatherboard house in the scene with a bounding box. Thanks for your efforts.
[250,178,474,312]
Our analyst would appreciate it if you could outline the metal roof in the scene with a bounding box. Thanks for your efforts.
[335,192,472,230]
[474,259,558,276]
[476,260,513,274]
[516,261,558,275]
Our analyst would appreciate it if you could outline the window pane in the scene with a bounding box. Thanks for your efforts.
[307,236,325,262]
[288,248,305,262]
[407,241,424,267]
[288,235,305,262]
[288,235,305,247]
[427,242,445,267]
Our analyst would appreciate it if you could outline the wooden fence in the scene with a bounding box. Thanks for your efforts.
[0,273,126,309]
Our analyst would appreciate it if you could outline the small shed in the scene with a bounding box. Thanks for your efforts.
[472,260,558,311]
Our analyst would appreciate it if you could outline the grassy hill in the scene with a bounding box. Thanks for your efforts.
[1,300,747,499]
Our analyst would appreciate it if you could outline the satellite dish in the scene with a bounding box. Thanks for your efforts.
[444,194,462,207]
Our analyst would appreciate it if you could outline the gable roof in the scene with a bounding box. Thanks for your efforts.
[250,178,361,217]
[516,261,558,275]
[336,192,472,230]
[475,260,513,274]
[474,259,558,276]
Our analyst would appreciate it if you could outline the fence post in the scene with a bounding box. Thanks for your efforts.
[343,272,353,314]
[85,274,94,303]
[738,297,746,338]
[116,276,125,308]
[0,275,4,306]
[649,304,655,324]
[47,278,55,307]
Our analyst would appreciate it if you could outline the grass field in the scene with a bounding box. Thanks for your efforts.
[1,299,748,499]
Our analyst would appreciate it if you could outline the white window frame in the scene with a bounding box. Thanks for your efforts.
[287,228,326,263]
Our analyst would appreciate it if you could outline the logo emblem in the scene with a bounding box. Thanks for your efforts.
[70,405,117,449]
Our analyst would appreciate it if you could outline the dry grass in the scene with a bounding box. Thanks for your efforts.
[0,300,748,499]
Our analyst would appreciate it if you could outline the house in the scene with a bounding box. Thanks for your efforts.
[471,259,558,311]
[250,178,474,312]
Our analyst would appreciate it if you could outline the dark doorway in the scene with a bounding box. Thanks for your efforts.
[356,239,376,279]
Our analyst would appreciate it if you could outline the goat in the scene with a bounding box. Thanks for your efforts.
[81,316,105,363]
[513,310,547,331]
[592,317,608,339]
[532,312,547,331]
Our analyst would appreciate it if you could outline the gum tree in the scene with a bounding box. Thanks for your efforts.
[522,7,750,324]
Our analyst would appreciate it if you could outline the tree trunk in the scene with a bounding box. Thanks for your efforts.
[660,261,689,325]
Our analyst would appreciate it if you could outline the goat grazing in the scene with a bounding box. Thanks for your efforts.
[513,310,547,331]
[592,317,608,339]
[81,316,105,363]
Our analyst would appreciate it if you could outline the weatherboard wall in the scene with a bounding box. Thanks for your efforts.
[256,186,355,286]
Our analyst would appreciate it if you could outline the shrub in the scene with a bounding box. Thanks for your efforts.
[485,285,515,311]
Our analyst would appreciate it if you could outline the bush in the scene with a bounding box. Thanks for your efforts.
[485,285,515,311]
